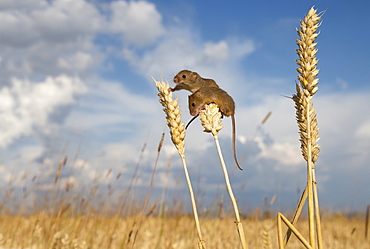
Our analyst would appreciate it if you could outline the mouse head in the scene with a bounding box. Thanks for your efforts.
[188,90,208,116]
[189,101,201,116]
[173,70,199,84]
[188,95,201,116]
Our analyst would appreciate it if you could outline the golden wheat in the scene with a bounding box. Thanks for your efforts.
[199,103,248,249]
[154,78,206,248]
[154,79,185,155]
[0,207,369,248]
[293,6,321,163]
[262,223,272,249]
[278,6,324,249]
[199,103,224,136]
[294,7,323,248]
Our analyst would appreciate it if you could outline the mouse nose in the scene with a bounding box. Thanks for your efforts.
[173,77,179,83]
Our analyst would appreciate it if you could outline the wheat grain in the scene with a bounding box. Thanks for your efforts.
[154,79,186,155]
[50,232,63,249]
[154,78,206,248]
[293,6,322,163]
[61,233,71,248]
[279,6,324,249]
[262,224,272,249]
[200,103,248,249]
[295,7,323,248]
[72,238,88,249]
[199,104,224,136]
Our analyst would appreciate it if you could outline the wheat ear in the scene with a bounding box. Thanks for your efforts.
[279,6,323,249]
[153,78,206,249]
[262,223,272,249]
[294,6,323,249]
[199,104,248,249]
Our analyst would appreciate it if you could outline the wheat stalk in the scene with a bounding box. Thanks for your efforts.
[199,103,248,249]
[278,6,324,249]
[365,204,370,240]
[294,6,321,163]
[294,7,323,249]
[154,78,206,249]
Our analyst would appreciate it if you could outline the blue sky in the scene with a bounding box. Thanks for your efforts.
[0,0,369,213]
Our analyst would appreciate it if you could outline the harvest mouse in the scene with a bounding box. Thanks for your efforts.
[188,87,242,171]
[171,70,219,93]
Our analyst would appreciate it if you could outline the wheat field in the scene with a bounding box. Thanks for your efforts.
[0,211,368,248]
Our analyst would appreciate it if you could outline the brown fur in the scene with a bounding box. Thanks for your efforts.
[172,70,219,93]
[188,87,242,171]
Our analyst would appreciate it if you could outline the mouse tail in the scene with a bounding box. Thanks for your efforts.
[232,115,243,171]
[185,114,199,129]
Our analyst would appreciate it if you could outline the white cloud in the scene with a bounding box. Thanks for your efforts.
[354,120,370,138]
[0,0,102,47]
[57,51,96,71]
[255,136,302,168]
[0,75,87,147]
[201,41,229,64]
[110,0,165,47]
[122,25,256,88]
[0,0,106,82]
[0,0,47,10]
[66,79,160,130]
[30,0,103,42]
[0,0,168,81]
[0,9,37,48]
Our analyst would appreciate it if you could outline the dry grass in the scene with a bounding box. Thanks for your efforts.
[0,214,368,248]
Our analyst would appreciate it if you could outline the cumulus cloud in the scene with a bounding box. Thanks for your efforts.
[0,75,87,147]
[109,0,165,47]
[57,51,96,71]
[66,79,160,131]
[31,0,102,42]
[201,41,230,64]
[0,0,169,152]
[0,0,102,47]
[254,136,302,169]
[0,0,47,10]
[0,1,104,83]
[122,26,256,88]
[355,121,370,138]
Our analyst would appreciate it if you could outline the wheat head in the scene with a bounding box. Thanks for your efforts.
[293,6,322,163]
[262,224,272,249]
[199,104,224,136]
[200,103,248,249]
[154,78,186,155]
[154,78,206,248]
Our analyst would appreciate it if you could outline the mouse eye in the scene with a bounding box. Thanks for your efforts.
[182,75,186,79]
[191,103,195,107]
